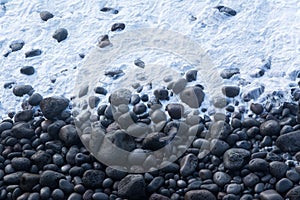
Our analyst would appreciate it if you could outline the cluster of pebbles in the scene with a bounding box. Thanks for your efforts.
[2,4,300,200]
[2,63,300,200]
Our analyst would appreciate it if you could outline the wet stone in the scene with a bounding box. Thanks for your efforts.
[25,49,42,58]
[276,130,300,152]
[82,170,105,189]
[248,158,269,172]
[243,173,259,187]
[94,86,107,95]
[13,85,34,97]
[180,86,205,108]
[53,28,68,42]
[40,11,54,21]
[180,153,198,177]
[215,5,237,16]
[59,125,80,147]
[111,23,125,31]
[186,70,197,82]
[154,88,169,100]
[185,190,216,200]
[130,94,141,105]
[10,40,25,52]
[223,148,250,170]
[134,59,145,68]
[220,68,240,79]
[118,174,146,200]
[40,96,69,119]
[250,103,264,115]
[133,103,147,115]
[166,103,184,119]
[28,93,43,106]
[286,186,300,200]
[269,161,288,179]
[105,166,127,180]
[52,189,65,200]
[14,110,33,122]
[11,157,31,171]
[213,172,231,187]
[20,66,35,75]
[222,86,240,98]
[172,78,187,94]
[276,178,293,193]
[260,189,283,200]
[110,88,131,106]
[260,120,280,136]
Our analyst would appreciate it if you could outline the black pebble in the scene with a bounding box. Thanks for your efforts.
[40,11,54,21]
[9,40,25,52]
[134,59,145,68]
[28,93,43,106]
[250,103,264,115]
[215,5,237,16]
[53,28,68,42]
[13,85,34,97]
[154,88,169,100]
[133,103,147,115]
[186,70,197,82]
[94,86,107,95]
[111,23,125,31]
[20,66,35,75]
[25,49,42,58]
[222,86,240,98]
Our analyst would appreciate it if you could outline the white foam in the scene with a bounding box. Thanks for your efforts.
[0,0,299,119]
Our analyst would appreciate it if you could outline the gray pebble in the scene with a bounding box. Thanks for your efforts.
[25,49,42,58]
[53,28,68,42]
[13,85,34,97]
[20,66,35,75]
[40,11,54,21]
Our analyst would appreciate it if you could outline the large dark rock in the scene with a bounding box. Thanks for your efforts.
[40,96,69,119]
[13,85,34,97]
[286,186,300,200]
[276,130,300,152]
[14,110,33,122]
[82,170,105,189]
[223,148,250,170]
[180,154,198,177]
[118,174,146,200]
[11,122,35,139]
[260,120,281,136]
[222,86,240,98]
[20,173,40,191]
[39,170,64,189]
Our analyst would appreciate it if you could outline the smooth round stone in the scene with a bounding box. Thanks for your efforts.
[59,125,80,147]
[53,28,68,42]
[269,161,288,179]
[166,103,184,119]
[28,192,40,200]
[52,189,65,200]
[67,193,82,200]
[275,178,293,193]
[199,169,212,180]
[222,86,240,98]
[40,187,51,199]
[210,139,230,156]
[286,186,300,199]
[110,89,132,106]
[147,176,164,193]
[140,94,149,102]
[133,103,147,114]
[250,103,264,115]
[20,66,35,75]
[177,180,187,188]
[243,173,259,187]
[254,183,264,193]
[59,179,74,194]
[226,183,242,195]
[40,11,54,21]
[93,192,109,200]
[154,88,169,100]
[260,120,281,136]
[94,86,107,95]
[213,172,231,187]
[130,94,140,105]
[105,166,127,180]
[151,109,167,123]
[25,49,42,58]
[11,157,31,171]
[248,158,269,172]
[286,169,300,182]
[260,189,283,200]
[172,78,187,94]
[13,85,34,97]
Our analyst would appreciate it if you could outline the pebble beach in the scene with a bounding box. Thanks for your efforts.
[1,0,300,200]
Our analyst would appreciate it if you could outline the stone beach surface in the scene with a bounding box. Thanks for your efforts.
[0,0,300,200]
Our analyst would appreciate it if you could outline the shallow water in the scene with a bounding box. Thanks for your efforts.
[0,0,299,118]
